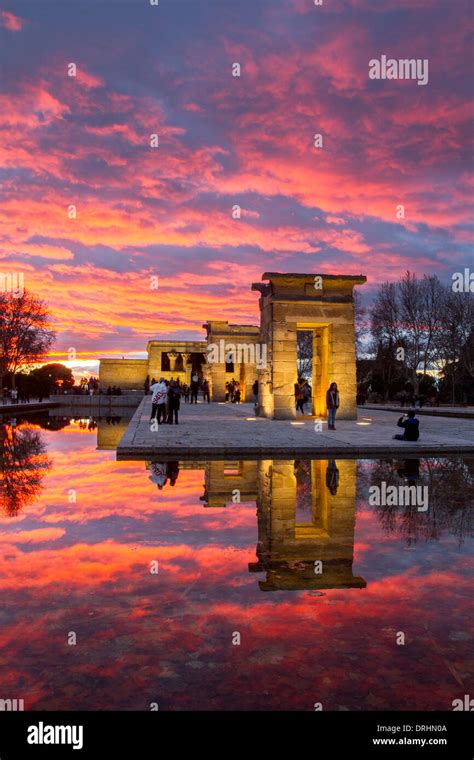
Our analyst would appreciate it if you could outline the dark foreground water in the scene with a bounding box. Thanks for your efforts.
[0,414,472,711]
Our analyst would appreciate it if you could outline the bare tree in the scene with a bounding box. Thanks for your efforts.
[0,422,51,516]
[370,272,445,392]
[0,290,56,388]
[296,330,312,380]
[435,290,474,402]
[353,289,370,358]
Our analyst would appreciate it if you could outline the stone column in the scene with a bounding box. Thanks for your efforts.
[181,353,191,384]
[167,351,179,373]
[327,323,356,419]
[272,312,297,420]
[209,360,227,401]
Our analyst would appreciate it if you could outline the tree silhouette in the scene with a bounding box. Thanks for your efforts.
[0,422,51,516]
[366,457,474,546]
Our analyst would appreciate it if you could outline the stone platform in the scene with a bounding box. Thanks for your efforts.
[116,399,474,460]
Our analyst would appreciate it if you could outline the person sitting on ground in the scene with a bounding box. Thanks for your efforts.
[393,410,420,441]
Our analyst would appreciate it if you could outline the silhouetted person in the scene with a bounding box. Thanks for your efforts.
[394,410,420,441]
[295,379,305,414]
[325,459,339,496]
[252,379,258,406]
[144,376,150,395]
[234,381,241,403]
[167,461,179,486]
[190,373,199,404]
[166,380,181,424]
[397,459,420,482]
[326,382,339,429]
[202,379,210,403]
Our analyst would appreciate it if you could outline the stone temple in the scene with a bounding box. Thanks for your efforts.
[99,272,366,420]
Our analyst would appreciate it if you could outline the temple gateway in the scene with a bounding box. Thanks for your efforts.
[99,272,366,419]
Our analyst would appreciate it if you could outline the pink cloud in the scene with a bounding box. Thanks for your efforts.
[0,10,23,31]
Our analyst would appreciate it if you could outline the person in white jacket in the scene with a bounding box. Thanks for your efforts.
[150,378,168,424]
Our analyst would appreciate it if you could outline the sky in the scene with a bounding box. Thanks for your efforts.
[0,0,472,376]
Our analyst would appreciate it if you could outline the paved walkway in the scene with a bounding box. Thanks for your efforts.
[116,399,474,460]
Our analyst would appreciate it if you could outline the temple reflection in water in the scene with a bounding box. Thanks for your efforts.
[147,455,366,593]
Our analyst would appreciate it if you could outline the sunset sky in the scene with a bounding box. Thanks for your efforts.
[1,0,472,376]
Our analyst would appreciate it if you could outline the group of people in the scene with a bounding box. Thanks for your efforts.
[1,387,49,404]
[149,378,182,425]
[105,386,122,396]
[147,373,210,408]
[149,461,180,489]
[225,379,242,403]
[147,372,421,442]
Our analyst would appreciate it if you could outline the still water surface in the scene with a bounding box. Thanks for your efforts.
[0,414,472,711]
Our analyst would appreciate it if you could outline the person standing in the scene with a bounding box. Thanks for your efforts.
[234,381,241,404]
[150,378,168,424]
[326,382,339,430]
[252,379,259,406]
[167,379,181,424]
[190,373,199,404]
[301,380,311,411]
[202,379,210,403]
[295,379,305,414]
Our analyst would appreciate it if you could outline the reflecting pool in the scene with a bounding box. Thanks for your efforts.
[0,415,472,711]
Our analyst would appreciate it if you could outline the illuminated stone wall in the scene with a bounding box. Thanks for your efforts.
[203,321,261,402]
[99,359,148,390]
[249,459,366,592]
[203,460,258,507]
[252,273,366,420]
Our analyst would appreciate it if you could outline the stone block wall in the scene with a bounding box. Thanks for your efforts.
[99,359,148,390]
[252,273,365,420]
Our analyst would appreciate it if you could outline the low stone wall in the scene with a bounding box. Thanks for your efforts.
[55,393,144,409]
